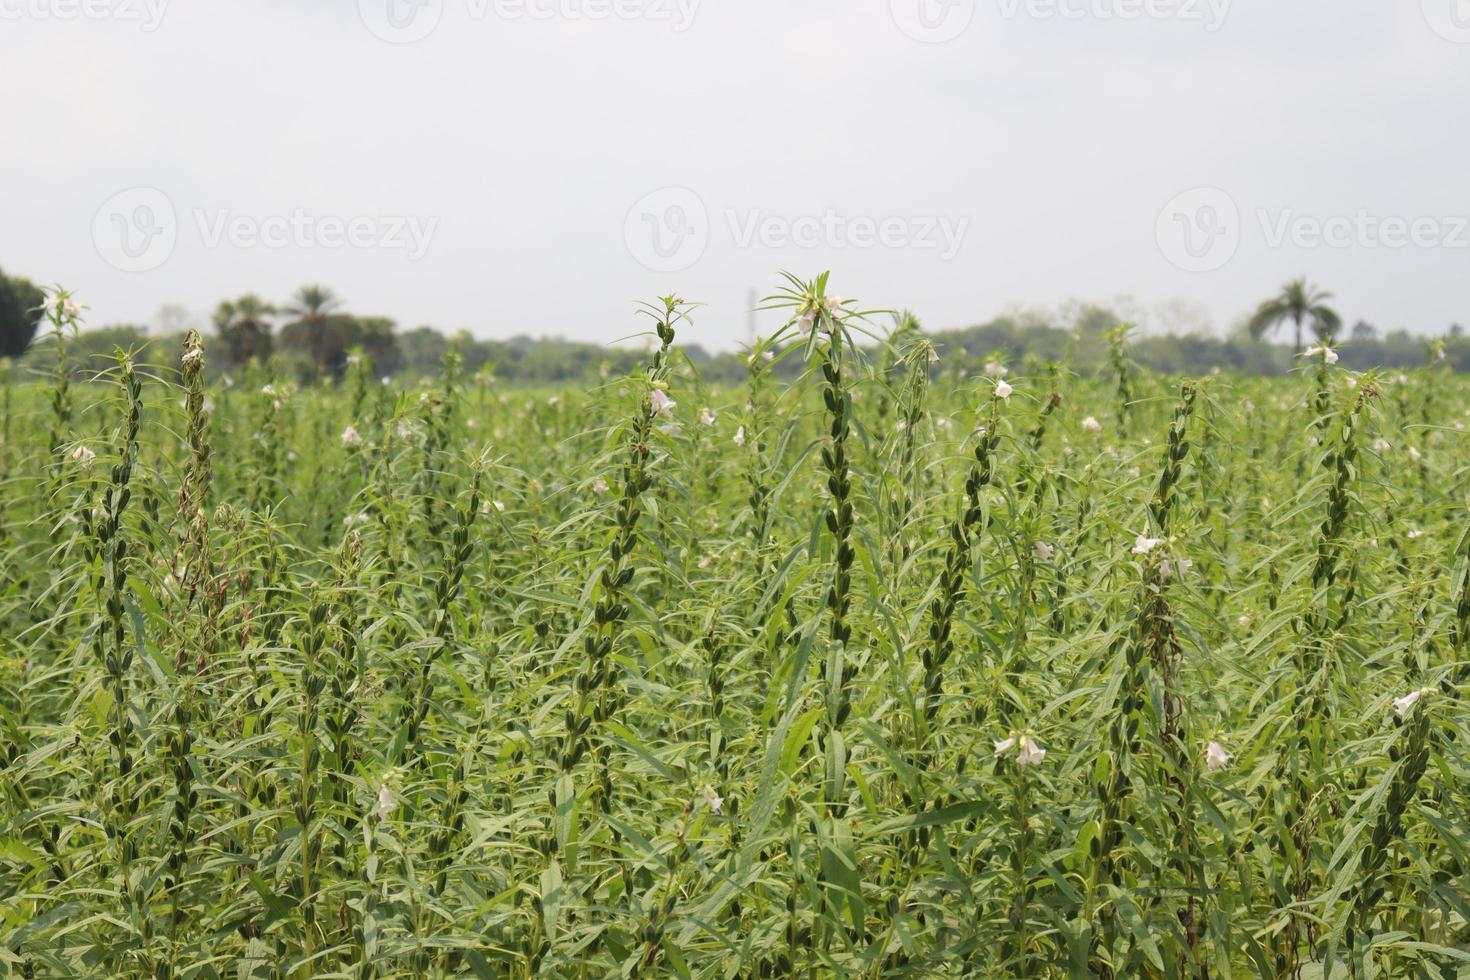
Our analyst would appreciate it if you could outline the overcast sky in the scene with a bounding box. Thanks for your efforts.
[3,0,1467,350]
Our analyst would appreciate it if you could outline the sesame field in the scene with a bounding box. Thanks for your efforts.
[3,278,1470,978]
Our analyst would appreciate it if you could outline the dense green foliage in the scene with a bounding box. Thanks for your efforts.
[2,279,1469,977]
[0,269,44,360]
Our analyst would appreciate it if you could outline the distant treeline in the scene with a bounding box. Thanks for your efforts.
[11,311,1464,386]
[2,270,1462,383]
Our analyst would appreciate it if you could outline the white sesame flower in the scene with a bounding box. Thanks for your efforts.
[1407,528,1424,540]
[1393,689,1426,718]
[69,445,96,469]
[1372,439,1390,452]
[341,425,363,448]
[702,785,724,815]
[733,425,746,447]
[45,293,81,320]
[1128,466,1142,479]
[1033,541,1055,562]
[985,360,1008,378]
[181,347,203,366]
[1016,736,1046,768]
[927,347,940,365]
[1303,345,1339,365]
[592,477,610,496]
[994,380,1013,400]
[796,308,817,336]
[698,407,716,427]
[343,511,370,527]
[823,297,846,332]
[547,396,560,406]
[993,734,1046,767]
[1237,613,1251,628]
[1409,447,1422,462]
[1160,557,1194,582]
[345,353,361,366]
[1205,741,1231,772]
[493,500,506,513]
[376,783,396,819]
[1131,535,1166,556]
[1081,416,1102,433]
[649,388,676,418]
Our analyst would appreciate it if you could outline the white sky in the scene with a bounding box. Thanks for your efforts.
[2,0,1468,349]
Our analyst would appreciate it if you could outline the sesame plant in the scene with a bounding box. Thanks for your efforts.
[1,281,1468,979]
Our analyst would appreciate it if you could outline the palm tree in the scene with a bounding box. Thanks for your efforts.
[280,285,349,376]
[212,294,276,366]
[284,284,341,325]
[1247,278,1342,353]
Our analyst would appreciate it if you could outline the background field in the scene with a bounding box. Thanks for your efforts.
[2,285,1468,978]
